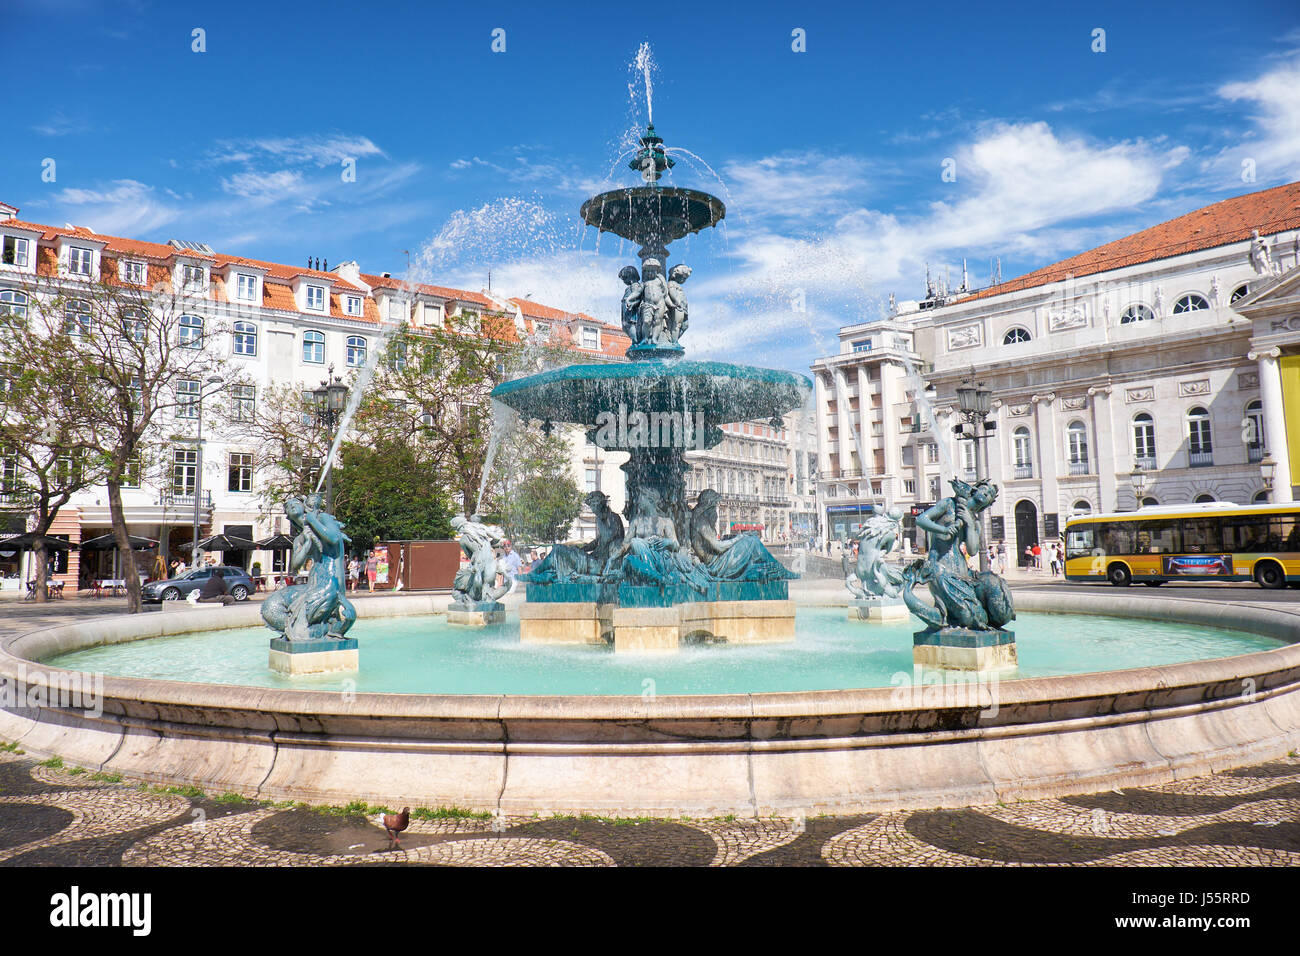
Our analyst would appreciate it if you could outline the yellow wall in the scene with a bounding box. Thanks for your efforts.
[1282,355,1300,487]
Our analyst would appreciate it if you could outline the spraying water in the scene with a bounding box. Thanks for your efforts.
[632,42,655,124]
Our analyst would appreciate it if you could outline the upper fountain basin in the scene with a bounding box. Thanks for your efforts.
[491,359,810,446]
[580,186,725,245]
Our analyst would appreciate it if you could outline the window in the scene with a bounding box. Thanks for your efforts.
[924,442,939,464]
[1120,304,1154,324]
[903,478,916,495]
[181,264,206,291]
[581,326,600,350]
[961,440,976,476]
[929,476,941,499]
[1224,514,1271,551]
[346,335,367,367]
[306,285,325,311]
[177,379,200,418]
[120,259,145,285]
[1230,284,1250,303]
[1193,494,1216,504]
[852,339,872,353]
[389,338,408,371]
[387,299,406,322]
[302,330,325,363]
[1013,426,1033,476]
[418,407,434,428]
[228,453,254,493]
[344,295,362,317]
[2,236,30,268]
[122,456,142,488]
[421,302,442,325]
[231,321,257,357]
[1187,406,1213,465]
[0,290,28,319]
[172,448,197,497]
[121,309,147,342]
[0,445,19,495]
[1067,420,1089,473]
[128,375,142,411]
[1135,519,1180,554]
[1065,525,1095,559]
[231,384,255,422]
[1173,294,1210,314]
[1245,400,1264,462]
[1072,499,1091,514]
[585,468,598,493]
[67,246,93,276]
[178,314,203,349]
[63,300,92,337]
[1133,413,1156,466]
[535,322,550,338]
[1002,327,1031,345]
[236,274,258,302]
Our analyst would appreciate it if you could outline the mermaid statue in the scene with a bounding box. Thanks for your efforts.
[261,494,356,641]
[902,478,1015,631]
[688,489,795,581]
[603,486,711,593]
[844,507,904,600]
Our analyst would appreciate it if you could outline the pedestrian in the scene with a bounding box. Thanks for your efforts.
[196,568,236,606]
[366,549,379,591]
[501,540,521,580]
[998,541,1008,575]
[347,556,360,593]
[1031,542,1042,571]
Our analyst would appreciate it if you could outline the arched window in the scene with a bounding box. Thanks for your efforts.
[1245,399,1264,462]
[178,314,203,349]
[1072,499,1092,514]
[232,321,257,357]
[302,330,325,364]
[1003,327,1031,345]
[1066,420,1089,473]
[1187,406,1213,465]
[63,299,92,337]
[1120,304,1154,324]
[1173,294,1210,314]
[0,290,29,319]
[346,335,367,367]
[1012,426,1033,477]
[1133,412,1156,466]
[1141,496,1159,508]
[1253,490,1270,503]
[1230,284,1250,303]
[1194,493,1215,503]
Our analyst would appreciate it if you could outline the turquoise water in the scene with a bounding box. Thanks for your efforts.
[42,609,1287,697]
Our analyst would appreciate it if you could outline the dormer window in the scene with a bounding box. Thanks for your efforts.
[181,263,206,292]
[306,285,325,311]
[236,273,259,302]
[2,236,29,268]
[120,259,146,285]
[344,295,362,317]
[581,326,599,350]
[421,302,442,325]
[68,246,94,277]
[387,298,405,322]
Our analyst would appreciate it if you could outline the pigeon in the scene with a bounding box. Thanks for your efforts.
[377,807,410,849]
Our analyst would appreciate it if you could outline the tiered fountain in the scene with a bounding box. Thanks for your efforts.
[492,124,811,652]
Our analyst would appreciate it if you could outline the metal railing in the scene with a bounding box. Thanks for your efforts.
[156,491,213,508]
[1248,444,1264,464]
[1188,450,1214,468]
[1013,463,1034,479]
[1068,459,1090,475]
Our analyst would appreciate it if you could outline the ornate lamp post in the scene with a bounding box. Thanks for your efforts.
[1129,463,1150,509]
[1260,452,1277,503]
[954,378,995,572]
[311,365,349,510]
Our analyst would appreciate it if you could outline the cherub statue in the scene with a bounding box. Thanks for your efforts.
[619,266,643,344]
[666,263,692,342]
[637,259,671,345]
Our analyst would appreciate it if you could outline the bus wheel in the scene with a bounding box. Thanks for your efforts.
[1143,580,1164,587]
[1107,564,1131,587]
[1254,562,1286,590]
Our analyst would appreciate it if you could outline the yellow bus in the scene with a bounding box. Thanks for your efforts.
[1063,502,1300,589]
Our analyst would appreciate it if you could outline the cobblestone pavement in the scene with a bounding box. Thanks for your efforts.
[0,750,1295,866]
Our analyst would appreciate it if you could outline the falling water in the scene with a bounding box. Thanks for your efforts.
[632,42,655,123]
[477,399,518,512]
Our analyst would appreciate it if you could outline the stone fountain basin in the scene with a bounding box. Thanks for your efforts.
[1,594,1298,817]
[492,359,811,438]
[580,186,725,244]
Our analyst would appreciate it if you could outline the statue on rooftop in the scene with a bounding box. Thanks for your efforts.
[1250,229,1276,276]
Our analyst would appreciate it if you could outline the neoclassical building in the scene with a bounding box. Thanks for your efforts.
[811,181,1300,560]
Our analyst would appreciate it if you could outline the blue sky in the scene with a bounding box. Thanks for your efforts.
[5,0,1300,372]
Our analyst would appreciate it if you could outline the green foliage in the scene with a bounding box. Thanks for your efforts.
[502,470,583,544]
[38,756,63,769]
[332,439,455,548]
[411,806,493,821]
[0,741,23,754]
[89,770,122,783]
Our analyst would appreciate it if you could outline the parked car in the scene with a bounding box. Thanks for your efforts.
[141,566,254,603]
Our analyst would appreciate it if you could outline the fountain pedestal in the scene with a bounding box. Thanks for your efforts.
[612,599,795,653]
[447,601,506,627]
[519,601,613,645]
[268,637,358,676]
[849,596,910,623]
[913,628,1017,673]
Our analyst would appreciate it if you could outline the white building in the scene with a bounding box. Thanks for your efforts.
[812,181,1300,560]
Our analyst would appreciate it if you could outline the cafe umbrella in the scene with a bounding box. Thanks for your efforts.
[78,533,158,581]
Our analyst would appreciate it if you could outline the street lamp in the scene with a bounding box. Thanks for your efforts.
[192,374,225,564]
[954,377,994,572]
[1129,463,1150,509]
[311,365,349,509]
[1260,452,1277,502]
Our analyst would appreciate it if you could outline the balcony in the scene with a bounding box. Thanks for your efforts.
[0,489,36,509]
[1134,456,1156,471]
[1013,463,1034,479]
[1188,450,1214,468]
[1068,459,1090,476]
[157,491,213,510]
[1248,444,1264,464]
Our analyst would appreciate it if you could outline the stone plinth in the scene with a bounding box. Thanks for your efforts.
[519,601,613,645]
[269,636,358,676]
[848,596,911,623]
[681,599,795,644]
[613,606,680,653]
[913,627,1017,673]
[447,601,506,627]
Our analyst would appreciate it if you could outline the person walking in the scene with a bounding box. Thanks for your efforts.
[365,549,379,592]
[347,556,360,593]
[1031,542,1042,571]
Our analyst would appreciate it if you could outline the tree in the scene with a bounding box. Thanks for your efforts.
[242,381,335,516]
[502,470,583,544]
[331,438,455,549]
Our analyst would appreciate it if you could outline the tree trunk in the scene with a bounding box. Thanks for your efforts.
[31,541,48,603]
[106,480,142,613]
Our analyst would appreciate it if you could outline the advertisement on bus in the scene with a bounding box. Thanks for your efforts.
[1161,554,1233,576]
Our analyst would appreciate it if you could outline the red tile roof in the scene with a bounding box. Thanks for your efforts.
[961,181,1300,303]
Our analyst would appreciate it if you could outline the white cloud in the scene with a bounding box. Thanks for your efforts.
[1218,57,1300,183]
[46,179,180,235]
[209,134,385,167]
[221,169,304,200]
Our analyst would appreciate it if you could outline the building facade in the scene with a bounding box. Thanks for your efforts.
[812,182,1300,560]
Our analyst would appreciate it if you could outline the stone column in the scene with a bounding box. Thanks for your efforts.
[1250,348,1294,503]
[1088,385,1118,512]
[1032,392,1060,517]
[833,367,853,475]
[856,364,873,481]
[879,363,904,484]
